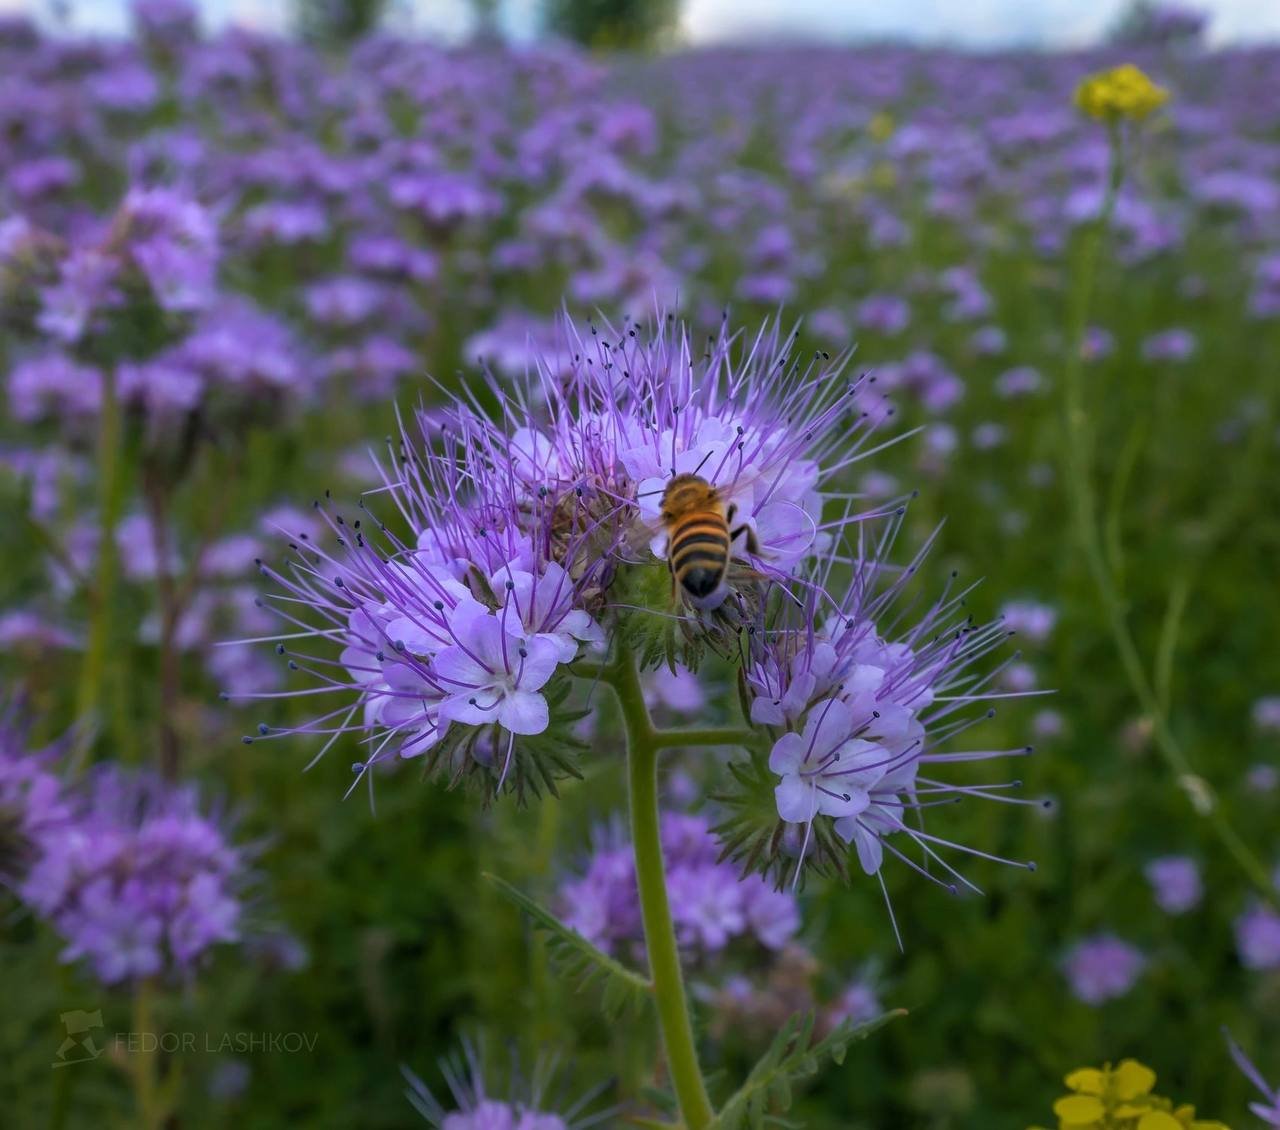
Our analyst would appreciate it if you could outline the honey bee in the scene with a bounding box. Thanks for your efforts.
[659,473,758,609]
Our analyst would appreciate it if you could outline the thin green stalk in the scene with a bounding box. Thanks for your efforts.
[1060,123,1278,906]
[71,367,124,773]
[652,726,760,750]
[605,649,716,1130]
[131,979,163,1130]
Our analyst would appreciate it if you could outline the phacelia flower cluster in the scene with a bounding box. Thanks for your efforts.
[15,763,246,985]
[249,313,884,796]
[559,813,799,960]
[737,518,1043,897]
[403,1042,611,1130]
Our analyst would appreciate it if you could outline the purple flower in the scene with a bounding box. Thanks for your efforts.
[20,767,247,985]
[769,700,886,824]
[116,186,220,314]
[643,665,706,716]
[0,709,73,883]
[1246,764,1278,793]
[1225,1030,1280,1128]
[559,813,798,961]
[969,326,1007,356]
[1144,855,1203,914]
[1236,904,1280,971]
[404,1040,610,1129]
[8,352,103,423]
[855,294,910,335]
[250,313,877,792]
[435,617,562,737]
[1062,935,1146,1004]
[37,248,121,342]
[744,530,1036,892]
[1000,600,1057,644]
[1141,328,1197,363]
[1081,326,1115,362]
[827,978,882,1027]
[995,366,1043,397]
[1253,697,1280,733]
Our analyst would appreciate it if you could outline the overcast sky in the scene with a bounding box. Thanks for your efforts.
[9,0,1280,45]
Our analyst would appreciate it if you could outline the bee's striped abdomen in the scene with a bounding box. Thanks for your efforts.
[669,515,730,599]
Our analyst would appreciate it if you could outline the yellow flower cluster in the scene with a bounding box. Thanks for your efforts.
[1029,1060,1230,1130]
[1074,64,1170,121]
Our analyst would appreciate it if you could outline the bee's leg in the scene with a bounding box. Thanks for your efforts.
[730,523,760,556]
[668,560,679,609]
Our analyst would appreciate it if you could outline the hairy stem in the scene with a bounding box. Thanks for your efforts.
[1061,124,1278,906]
[606,649,716,1129]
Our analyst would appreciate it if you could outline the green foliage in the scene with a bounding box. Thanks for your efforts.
[711,1010,907,1129]
[612,560,697,673]
[543,0,680,50]
[294,0,388,44]
[483,871,652,1018]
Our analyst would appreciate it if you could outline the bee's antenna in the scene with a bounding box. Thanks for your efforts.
[689,449,715,478]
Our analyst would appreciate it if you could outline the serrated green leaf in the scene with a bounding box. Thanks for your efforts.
[708,1008,907,1130]
[483,872,652,1017]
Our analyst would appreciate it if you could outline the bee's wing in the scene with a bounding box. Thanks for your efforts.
[749,500,817,558]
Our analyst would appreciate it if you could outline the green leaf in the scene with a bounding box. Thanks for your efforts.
[482,872,651,1017]
[709,1008,907,1129]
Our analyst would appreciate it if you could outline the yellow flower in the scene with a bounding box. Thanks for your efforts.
[1051,1060,1161,1127]
[1074,64,1169,122]
[1037,1062,1231,1130]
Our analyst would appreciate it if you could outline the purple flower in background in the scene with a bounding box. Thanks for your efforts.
[559,813,798,961]
[20,767,247,985]
[969,326,1007,356]
[827,978,882,1027]
[37,249,121,342]
[1141,328,1197,362]
[1144,855,1203,914]
[1253,697,1280,733]
[643,665,706,716]
[855,294,910,335]
[116,186,220,314]
[8,353,103,423]
[0,708,72,882]
[1246,764,1279,794]
[1000,600,1057,644]
[404,1039,611,1129]
[1225,1030,1280,1128]
[1063,935,1146,1004]
[1081,326,1115,362]
[1235,904,1280,971]
[1032,709,1065,739]
[971,422,1006,450]
[995,366,1043,397]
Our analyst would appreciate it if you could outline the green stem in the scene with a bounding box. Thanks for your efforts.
[131,979,162,1130]
[606,649,716,1130]
[1061,125,1278,906]
[652,727,760,751]
[71,367,124,773]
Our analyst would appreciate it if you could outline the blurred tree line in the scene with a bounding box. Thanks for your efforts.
[293,0,680,48]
